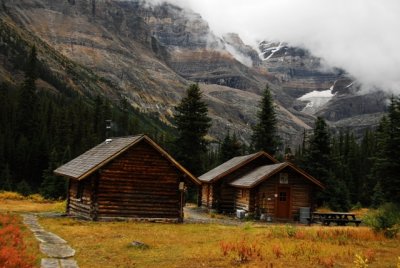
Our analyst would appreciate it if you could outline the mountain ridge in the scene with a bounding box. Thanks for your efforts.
[0,0,387,148]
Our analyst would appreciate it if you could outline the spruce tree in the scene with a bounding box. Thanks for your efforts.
[304,117,331,184]
[173,84,211,175]
[304,117,351,209]
[17,45,38,138]
[374,96,400,204]
[386,96,400,203]
[369,116,390,203]
[40,149,66,199]
[359,129,377,206]
[251,85,280,155]
[220,132,242,163]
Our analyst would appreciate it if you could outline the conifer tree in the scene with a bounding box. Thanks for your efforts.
[18,45,38,138]
[251,85,280,155]
[40,149,66,199]
[372,97,400,204]
[173,84,211,175]
[304,117,352,209]
[385,96,400,203]
[368,116,389,202]
[220,132,242,163]
[371,181,385,208]
[304,117,331,183]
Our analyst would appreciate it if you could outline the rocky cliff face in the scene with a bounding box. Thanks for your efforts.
[259,41,387,131]
[0,0,387,149]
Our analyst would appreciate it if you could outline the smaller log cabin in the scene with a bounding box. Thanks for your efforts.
[229,162,324,220]
[198,151,278,212]
[54,134,200,222]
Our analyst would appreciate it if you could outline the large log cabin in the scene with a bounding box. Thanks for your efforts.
[229,162,324,220]
[54,135,200,222]
[198,151,278,212]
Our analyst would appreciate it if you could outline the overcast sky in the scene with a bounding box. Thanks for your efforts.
[148,0,400,94]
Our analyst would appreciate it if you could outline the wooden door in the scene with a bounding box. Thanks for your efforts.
[276,187,291,219]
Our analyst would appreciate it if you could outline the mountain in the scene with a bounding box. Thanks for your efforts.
[0,0,388,149]
[259,41,387,136]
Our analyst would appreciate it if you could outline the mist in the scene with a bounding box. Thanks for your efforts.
[146,0,400,94]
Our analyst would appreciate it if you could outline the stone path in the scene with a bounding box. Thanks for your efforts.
[22,214,79,268]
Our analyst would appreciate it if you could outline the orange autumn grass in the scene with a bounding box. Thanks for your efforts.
[38,217,400,268]
[1,193,399,268]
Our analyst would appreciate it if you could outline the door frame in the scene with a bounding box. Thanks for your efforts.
[275,186,292,219]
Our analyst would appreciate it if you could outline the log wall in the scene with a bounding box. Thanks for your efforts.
[68,177,95,220]
[234,188,250,211]
[217,156,275,213]
[254,168,314,219]
[96,140,184,220]
[201,184,213,209]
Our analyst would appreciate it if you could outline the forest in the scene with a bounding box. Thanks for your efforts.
[0,46,399,212]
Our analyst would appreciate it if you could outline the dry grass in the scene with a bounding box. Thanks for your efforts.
[39,218,400,268]
[0,192,66,213]
[1,196,399,268]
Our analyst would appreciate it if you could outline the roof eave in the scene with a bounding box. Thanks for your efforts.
[54,135,145,180]
[207,151,278,184]
[229,163,287,189]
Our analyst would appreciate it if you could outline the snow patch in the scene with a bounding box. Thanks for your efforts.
[260,41,284,61]
[298,88,335,114]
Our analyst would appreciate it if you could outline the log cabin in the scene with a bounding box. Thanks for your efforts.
[198,151,278,212]
[54,134,200,222]
[229,162,324,220]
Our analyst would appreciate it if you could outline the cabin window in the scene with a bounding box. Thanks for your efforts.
[76,181,84,200]
[279,191,287,201]
[279,173,289,184]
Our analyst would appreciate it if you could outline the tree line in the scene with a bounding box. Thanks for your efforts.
[0,46,174,198]
[172,83,400,210]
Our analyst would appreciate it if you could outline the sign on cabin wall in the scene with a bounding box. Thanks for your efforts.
[279,173,289,184]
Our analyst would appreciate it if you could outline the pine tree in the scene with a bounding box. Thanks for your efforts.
[40,149,66,199]
[381,97,400,203]
[304,117,351,208]
[251,85,280,155]
[220,132,242,163]
[371,181,385,208]
[369,116,390,203]
[0,164,13,191]
[17,45,38,138]
[304,117,331,184]
[173,84,211,175]
[359,129,377,206]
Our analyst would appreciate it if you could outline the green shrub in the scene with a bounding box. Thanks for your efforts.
[285,224,297,238]
[364,203,400,238]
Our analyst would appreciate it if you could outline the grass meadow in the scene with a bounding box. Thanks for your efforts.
[39,218,400,268]
[0,192,399,268]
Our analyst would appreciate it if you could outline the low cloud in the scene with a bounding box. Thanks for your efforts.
[146,0,400,94]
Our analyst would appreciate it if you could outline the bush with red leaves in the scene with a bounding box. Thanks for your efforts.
[0,214,35,268]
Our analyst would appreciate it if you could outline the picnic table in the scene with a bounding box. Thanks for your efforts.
[307,212,362,226]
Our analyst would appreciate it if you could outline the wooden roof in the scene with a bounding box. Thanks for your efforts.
[198,151,278,183]
[54,134,201,185]
[229,162,325,189]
